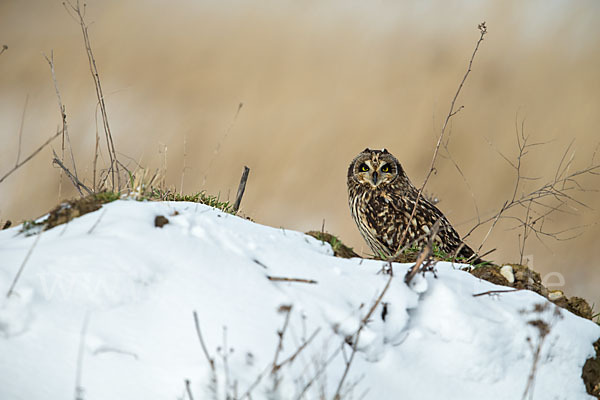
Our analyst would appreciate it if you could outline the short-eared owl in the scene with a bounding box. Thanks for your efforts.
[347,148,476,261]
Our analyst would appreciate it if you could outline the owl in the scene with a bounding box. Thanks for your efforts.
[347,148,477,262]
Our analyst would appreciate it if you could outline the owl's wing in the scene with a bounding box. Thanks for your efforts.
[387,190,476,260]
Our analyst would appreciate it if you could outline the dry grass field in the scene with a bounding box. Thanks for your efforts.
[1,0,599,309]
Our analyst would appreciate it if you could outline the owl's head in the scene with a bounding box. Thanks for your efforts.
[347,148,405,189]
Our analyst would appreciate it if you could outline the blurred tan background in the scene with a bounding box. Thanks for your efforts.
[1,0,599,308]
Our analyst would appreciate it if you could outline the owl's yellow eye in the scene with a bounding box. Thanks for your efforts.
[359,163,369,172]
[381,164,390,173]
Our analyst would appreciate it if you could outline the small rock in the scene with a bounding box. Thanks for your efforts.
[500,265,515,284]
[154,215,169,228]
[548,290,564,301]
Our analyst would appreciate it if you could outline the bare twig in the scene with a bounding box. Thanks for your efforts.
[397,22,487,251]
[233,166,250,213]
[267,276,317,284]
[294,345,342,400]
[333,271,393,400]
[15,95,29,166]
[272,305,292,373]
[404,219,440,285]
[192,310,215,371]
[52,151,93,196]
[521,304,563,400]
[6,231,42,298]
[87,208,107,234]
[0,44,7,56]
[203,102,244,186]
[463,126,600,256]
[44,50,79,199]
[274,327,321,372]
[472,288,521,297]
[0,129,61,184]
[184,379,194,400]
[64,0,120,190]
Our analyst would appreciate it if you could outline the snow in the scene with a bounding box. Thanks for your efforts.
[0,200,598,400]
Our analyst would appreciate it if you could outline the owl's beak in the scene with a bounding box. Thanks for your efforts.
[372,171,378,185]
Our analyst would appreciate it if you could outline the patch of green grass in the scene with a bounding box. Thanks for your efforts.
[404,243,452,260]
[144,188,235,214]
[20,219,45,236]
[305,231,358,258]
[93,191,121,203]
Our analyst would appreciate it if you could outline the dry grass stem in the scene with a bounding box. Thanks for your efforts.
[64,0,120,190]
[266,276,318,284]
[332,271,393,400]
[192,310,215,372]
[0,128,62,184]
[398,22,487,251]
[15,94,29,166]
[472,288,522,297]
[52,151,93,196]
[6,231,42,298]
[184,379,194,400]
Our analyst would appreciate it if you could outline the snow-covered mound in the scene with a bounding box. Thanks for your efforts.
[0,200,598,400]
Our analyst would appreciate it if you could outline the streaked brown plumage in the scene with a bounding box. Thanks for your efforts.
[347,148,476,261]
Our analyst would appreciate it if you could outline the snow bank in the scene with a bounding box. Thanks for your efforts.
[0,200,598,399]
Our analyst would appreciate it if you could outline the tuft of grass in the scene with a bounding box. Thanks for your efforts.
[305,231,359,259]
[144,188,235,214]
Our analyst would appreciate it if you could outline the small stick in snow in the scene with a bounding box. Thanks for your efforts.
[87,208,107,234]
[74,312,91,400]
[333,272,393,399]
[192,311,215,371]
[266,276,317,284]
[233,166,250,213]
[273,327,321,372]
[184,379,194,400]
[271,305,292,373]
[472,288,522,297]
[6,231,42,298]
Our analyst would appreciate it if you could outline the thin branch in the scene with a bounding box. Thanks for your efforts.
[44,50,79,202]
[0,129,62,184]
[15,94,29,166]
[333,271,393,400]
[267,276,317,284]
[397,22,487,250]
[192,310,215,372]
[52,151,93,196]
[272,305,292,373]
[64,0,120,190]
[0,44,7,56]
[473,288,521,297]
[274,327,321,372]
[184,379,194,400]
[87,208,107,234]
[202,102,244,186]
[6,231,42,298]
